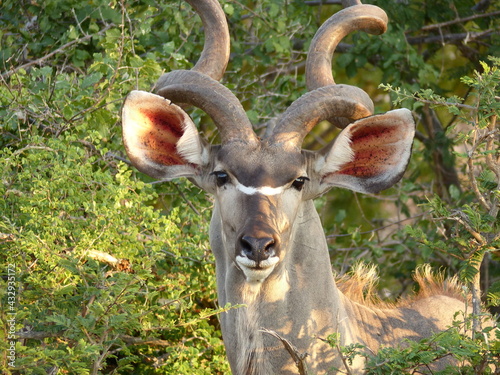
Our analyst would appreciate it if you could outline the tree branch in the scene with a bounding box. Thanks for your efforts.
[1,24,113,79]
[485,115,500,219]
[326,212,429,239]
[304,0,342,5]
[120,335,172,347]
[419,11,500,32]
[406,29,496,45]
[15,330,64,340]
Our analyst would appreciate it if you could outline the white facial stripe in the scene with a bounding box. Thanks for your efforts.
[235,183,285,196]
[213,169,300,196]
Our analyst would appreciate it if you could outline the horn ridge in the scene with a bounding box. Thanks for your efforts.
[181,0,230,82]
[273,2,388,146]
[306,4,388,91]
[270,84,373,147]
[157,70,257,144]
[154,0,257,145]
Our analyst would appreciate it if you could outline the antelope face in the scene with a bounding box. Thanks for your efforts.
[120,0,415,288]
[122,90,415,284]
[211,142,309,282]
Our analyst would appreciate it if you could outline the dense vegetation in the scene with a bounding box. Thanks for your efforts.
[1,0,499,373]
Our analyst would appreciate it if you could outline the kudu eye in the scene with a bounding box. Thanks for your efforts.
[211,171,230,187]
[291,176,309,191]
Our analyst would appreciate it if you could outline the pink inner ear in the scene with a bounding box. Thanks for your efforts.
[337,123,402,178]
[142,109,184,139]
[138,107,187,166]
[123,90,203,180]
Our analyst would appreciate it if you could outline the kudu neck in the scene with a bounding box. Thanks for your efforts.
[210,198,350,374]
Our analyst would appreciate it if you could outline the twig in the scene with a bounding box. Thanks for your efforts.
[120,334,172,347]
[467,149,492,211]
[406,29,496,45]
[15,330,63,340]
[485,115,499,218]
[337,345,353,375]
[173,182,202,216]
[106,152,133,165]
[485,115,500,179]
[260,328,309,375]
[1,24,113,79]
[161,249,205,264]
[418,11,500,32]
[226,0,274,29]
[92,335,118,375]
[326,212,429,239]
[381,85,477,110]
[305,0,342,5]
[96,276,136,324]
[11,145,56,157]
[450,211,486,245]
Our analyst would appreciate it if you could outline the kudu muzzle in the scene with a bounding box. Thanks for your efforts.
[236,196,281,266]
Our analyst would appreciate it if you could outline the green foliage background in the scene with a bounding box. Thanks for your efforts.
[0,0,498,373]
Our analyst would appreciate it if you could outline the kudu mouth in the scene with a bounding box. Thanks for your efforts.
[235,226,281,282]
[235,254,280,283]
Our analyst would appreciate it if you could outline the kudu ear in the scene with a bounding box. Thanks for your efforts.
[316,108,415,194]
[122,90,207,180]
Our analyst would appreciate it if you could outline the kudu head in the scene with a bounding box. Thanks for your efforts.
[122,0,415,284]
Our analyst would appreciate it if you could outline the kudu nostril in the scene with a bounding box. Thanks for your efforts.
[240,236,275,262]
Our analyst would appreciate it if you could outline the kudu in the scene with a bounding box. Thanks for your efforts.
[122,0,466,373]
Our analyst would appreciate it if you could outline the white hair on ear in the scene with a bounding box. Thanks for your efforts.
[315,128,354,175]
[121,90,162,164]
[176,114,205,166]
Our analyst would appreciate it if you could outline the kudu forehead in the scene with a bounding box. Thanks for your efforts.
[217,142,306,188]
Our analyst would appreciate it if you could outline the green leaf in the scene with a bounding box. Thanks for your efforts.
[224,3,235,16]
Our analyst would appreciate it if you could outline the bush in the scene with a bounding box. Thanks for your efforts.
[0,0,229,372]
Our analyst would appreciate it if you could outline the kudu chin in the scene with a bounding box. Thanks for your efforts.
[121,0,469,374]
